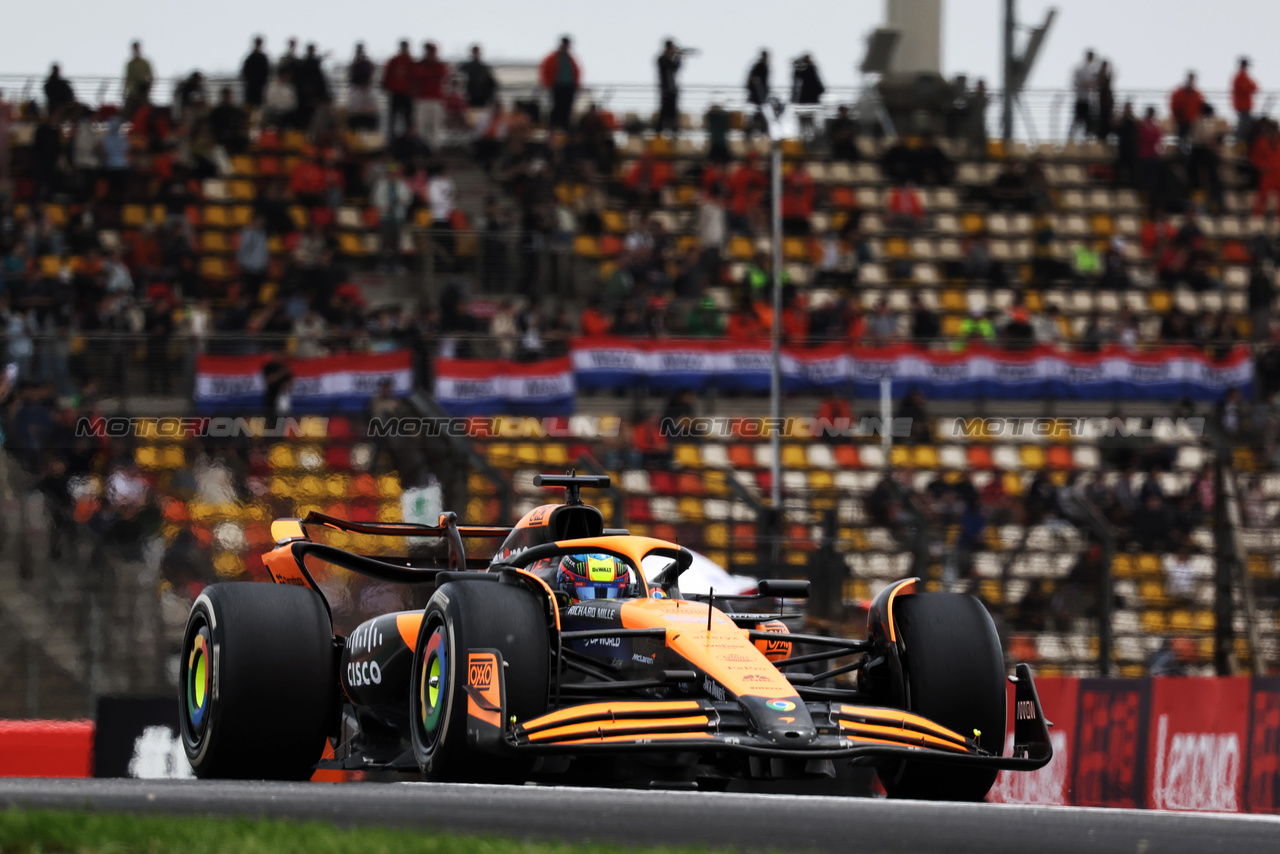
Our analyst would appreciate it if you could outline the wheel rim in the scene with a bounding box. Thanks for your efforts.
[418,624,447,745]
[182,619,213,744]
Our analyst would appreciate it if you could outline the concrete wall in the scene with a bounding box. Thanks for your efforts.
[886,0,943,75]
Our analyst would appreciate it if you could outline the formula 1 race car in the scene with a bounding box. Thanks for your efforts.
[179,473,1052,800]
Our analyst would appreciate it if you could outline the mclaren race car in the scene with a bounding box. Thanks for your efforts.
[179,473,1052,800]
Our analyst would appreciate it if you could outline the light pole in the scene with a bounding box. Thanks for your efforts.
[766,99,785,514]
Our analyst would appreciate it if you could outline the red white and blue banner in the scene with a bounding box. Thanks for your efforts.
[433,356,575,416]
[194,350,414,413]
[435,340,1254,414]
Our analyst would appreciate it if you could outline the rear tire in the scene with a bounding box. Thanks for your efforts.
[179,583,334,780]
[410,580,549,782]
[877,592,1006,802]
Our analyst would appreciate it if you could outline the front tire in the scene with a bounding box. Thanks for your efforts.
[877,592,1006,801]
[410,579,549,782]
[179,583,335,780]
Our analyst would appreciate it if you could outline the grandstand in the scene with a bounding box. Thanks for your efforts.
[0,25,1278,718]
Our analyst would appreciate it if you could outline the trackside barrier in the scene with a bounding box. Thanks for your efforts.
[991,677,1280,812]
[0,720,94,777]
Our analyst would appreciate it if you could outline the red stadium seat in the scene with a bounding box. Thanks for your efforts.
[1046,445,1073,470]
[626,496,653,522]
[833,445,860,469]
[676,472,705,497]
[967,446,994,469]
[649,471,676,494]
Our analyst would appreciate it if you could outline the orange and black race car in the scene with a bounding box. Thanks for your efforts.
[179,473,1051,800]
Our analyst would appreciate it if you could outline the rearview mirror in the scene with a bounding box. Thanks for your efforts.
[757,579,810,599]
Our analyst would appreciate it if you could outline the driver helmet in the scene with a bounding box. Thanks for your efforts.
[556,553,633,603]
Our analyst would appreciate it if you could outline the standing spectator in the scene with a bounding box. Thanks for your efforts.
[1233,57,1259,149]
[1068,50,1098,142]
[910,294,940,345]
[413,42,448,150]
[209,86,248,153]
[276,38,300,87]
[263,69,298,128]
[370,160,412,272]
[964,80,989,157]
[294,43,329,126]
[1138,107,1164,211]
[459,45,498,109]
[1113,102,1139,187]
[123,41,154,119]
[705,102,730,164]
[1249,259,1274,341]
[745,50,770,135]
[43,64,76,118]
[1095,60,1115,140]
[656,40,683,135]
[1170,72,1205,145]
[790,53,825,139]
[829,104,860,162]
[540,37,581,131]
[347,44,378,130]
[382,40,416,138]
[427,162,457,261]
[1252,121,1280,217]
[241,37,270,112]
[236,214,269,299]
[696,185,726,283]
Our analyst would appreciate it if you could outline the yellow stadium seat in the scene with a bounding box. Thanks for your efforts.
[1137,553,1160,576]
[782,445,807,469]
[543,444,570,466]
[1112,553,1134,578]
[912,445,939,469]
[1019,446,1045,470]
[728,235,754,261]
[674,445,702,468]
[1141,609,1167,633]
[203,206,229,227]
[1003,471,1024,496]
[1149,290,1171,314]
[229,180,256,201]
[230,155,256,176]
[160,447,185,469]
[201,231,228,252]
[890,445,910,468]
[123,204,147,227]
[603,210,626,233]
[678,497,704,523]
[573,235,599,257]
[808,470,834,490]
[961,212,986,233]
[199,257,229,279]
[783,237,808,261]
[268,445,295,470]
[940,289,966,311]
[39,256,61,277]
[135,447,159,469]
[378,475,402,499]
[515,444,539,465]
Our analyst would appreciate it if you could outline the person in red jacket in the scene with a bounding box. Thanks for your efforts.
[1252,120,1280,216]
[540,36,581,131]
[886,182,925,232]
[781,164,815,235]
[1233,57,1259,149]
[727,152,767,234]
[381,40,415,138]
[624,151,673,211]
[580,298,612,336]
[1170,72,1205,144]
[414,42,448,150]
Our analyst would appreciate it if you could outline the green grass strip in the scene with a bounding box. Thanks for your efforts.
[0,808,726,854]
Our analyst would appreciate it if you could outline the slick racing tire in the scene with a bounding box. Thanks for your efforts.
[410,579,549,782]
[179,583,335,780]
[877,592,1006,802]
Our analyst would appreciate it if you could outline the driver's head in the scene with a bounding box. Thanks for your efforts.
[556,553,631,603]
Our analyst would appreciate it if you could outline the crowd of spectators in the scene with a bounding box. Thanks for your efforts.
[0,35,1272,411]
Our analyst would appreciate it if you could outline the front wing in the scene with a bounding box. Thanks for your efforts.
[466,654,1053,771]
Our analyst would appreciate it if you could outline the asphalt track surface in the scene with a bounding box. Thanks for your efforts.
[1,778,1277,853]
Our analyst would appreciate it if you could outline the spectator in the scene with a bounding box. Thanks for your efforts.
[413,42,448,150]
[1163,543,1197,600]
[866,298,898,344]
[241,37,270,111]
[42,63,76,118]
[236,214,269,298]
[370,160,412,272]
[961,231,1006,286]
[745,50,770,135]
[910,294,940,345]
[780,163,815,235]
[1113,102,1139,187]
[964,80,989,157]
[886,181,925,232]
[460,45,498,109]
[897,388,932,445]
[696,184,726,281]
[705,102,730,164]
[791,53,825,138]
[1249,259,1275,341]
[952,307,994,352]
[623,151,673,212]
[347,43,378,130]
[1069,49,1098,142]
[427,161,457,260]
[123,41,154,119]
[1170,72,1205,145]
[1233,57,1258,148]
[382,40,416,138]
[1098,237,1133,290]
[1252,121,1280,217]
[263,70,299,129]
[828,105,860,162]
[276,38,300,85]
[1095,61,1115,140]
[540,37,581,131]
[1149,637,1193,676]
[633,412,670,469]
[1004,306,1035,350]
[727,151,767,234]
[656,40,683,134]
[209,87,248,154]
